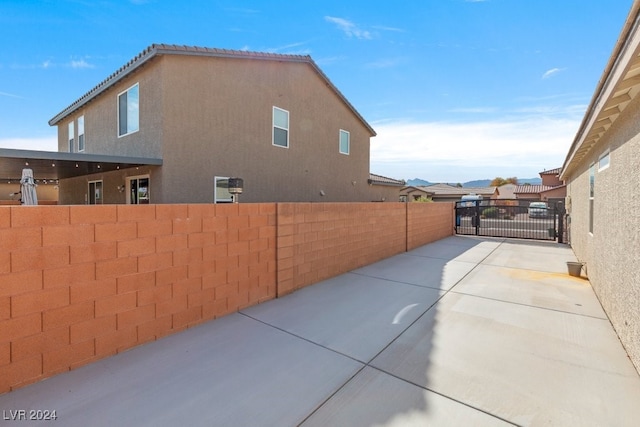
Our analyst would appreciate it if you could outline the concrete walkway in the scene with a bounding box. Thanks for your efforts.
[1,236,640,426]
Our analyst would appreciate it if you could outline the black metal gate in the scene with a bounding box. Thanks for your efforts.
[455,199,564,242]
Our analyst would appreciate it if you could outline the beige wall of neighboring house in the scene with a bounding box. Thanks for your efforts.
[561,0,640,373]
[51,45,380,204]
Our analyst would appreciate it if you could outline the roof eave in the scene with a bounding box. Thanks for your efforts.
[561,2,640,180]
[48,44,377,137]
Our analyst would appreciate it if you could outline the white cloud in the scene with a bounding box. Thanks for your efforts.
[0,137,58,151]
[542,67,565,79]
[325,16,372,40]
[369,116,579,181]
[69,59,95,69]
[0,91,24,99]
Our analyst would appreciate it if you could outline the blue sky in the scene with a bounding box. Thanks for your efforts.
[0,0,633,182]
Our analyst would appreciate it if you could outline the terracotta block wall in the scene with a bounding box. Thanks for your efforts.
[407,202,455,250]
[0,201,453,394]
[0,204,277,393]
[276,202,455,295]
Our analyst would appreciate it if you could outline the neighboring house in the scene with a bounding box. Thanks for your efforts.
[399,185,434,202]
[560,0,640,373]
[26,44,380,204]
[421,183,497,202]
[367,173,404,202]
[496,183,516,199]
[514,168,566,203]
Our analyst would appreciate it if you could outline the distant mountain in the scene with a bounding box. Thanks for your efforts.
[406,177,542,187]
[406,178,432,186]
[462,179,491,187]
[517,178,542,185]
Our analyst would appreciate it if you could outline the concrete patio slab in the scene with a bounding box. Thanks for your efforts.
[352,253,476,291]
[242,272,441,362]
[302,366,512,427]
[1,236,639,427]
[481,240,578,273]
[0,313,362,427]
[452,263,607,318]
[371,292,640,427]
[407,236,502,264]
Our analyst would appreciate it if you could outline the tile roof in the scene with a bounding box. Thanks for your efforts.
[539,167,562,175]
[368,173,405,186]
[421,183,496,196]
[513,184,565,194]
[400,186,434,195]
[49,44,375,136]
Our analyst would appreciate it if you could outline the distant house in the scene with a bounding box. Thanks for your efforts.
[399,185,434,202]
[496,183,516,199]
[420,183,497,202]
[1,44,386,204]
[367,173,404,202]
[514,168,566,203]
[560,0,640,373]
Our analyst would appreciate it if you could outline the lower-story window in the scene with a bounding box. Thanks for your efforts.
[88,180,102,204]
[127,176,150,204]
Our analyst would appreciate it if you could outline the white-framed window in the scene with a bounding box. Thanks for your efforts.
[68,122,74,152]
[589,163,595,234]
[214,176,233,203]
[118,83,139,137]
[78,115,85,152]
[272,106,289,148]
[126,175,150,204]
[88,180,102,205]
[598,149,610,171]
[339,129,350,155]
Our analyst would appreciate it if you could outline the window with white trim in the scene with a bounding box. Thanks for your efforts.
[78,115,85,152]
[589,163,595,234]
[339,129,350,155]
[118,83,139,137]
[88,180,102,204]
[214,176,233,203]
[598,149,610,171]
[273,107,289,148]
[68,122,74,152]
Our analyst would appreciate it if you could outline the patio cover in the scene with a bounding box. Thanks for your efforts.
[0,148,163,182]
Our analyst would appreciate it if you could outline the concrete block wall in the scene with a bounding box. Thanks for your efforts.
[276,203,408,296]
[0,201,453,394]
[407,202,455,250]
[0,203,277,393]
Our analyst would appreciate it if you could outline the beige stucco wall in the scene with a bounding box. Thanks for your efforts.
[157,55,375,203]
[565,93,640,372]
[58,166,159,205]
[55,54,380,203]
[57,59,164,159]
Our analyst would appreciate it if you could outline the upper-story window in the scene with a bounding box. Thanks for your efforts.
[273,107,289,148]
[78,115,85,152]
[598,149,610,171]
[339,129,350,155]
[68,122,74,152]
[118,83,139,137]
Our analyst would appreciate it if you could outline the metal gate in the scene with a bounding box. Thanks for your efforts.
[455,199,564,242]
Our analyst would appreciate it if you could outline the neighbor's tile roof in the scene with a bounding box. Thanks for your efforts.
[421,183,496,196]
[539,167,562,175]
[514,185,553,194]
[369,173,405,186]
[49,44,376,136]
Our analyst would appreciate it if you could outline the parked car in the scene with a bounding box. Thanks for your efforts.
[528,202,548,218]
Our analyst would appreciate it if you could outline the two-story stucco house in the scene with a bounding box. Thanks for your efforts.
[561,0,640,372]
[44,44,392,204]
